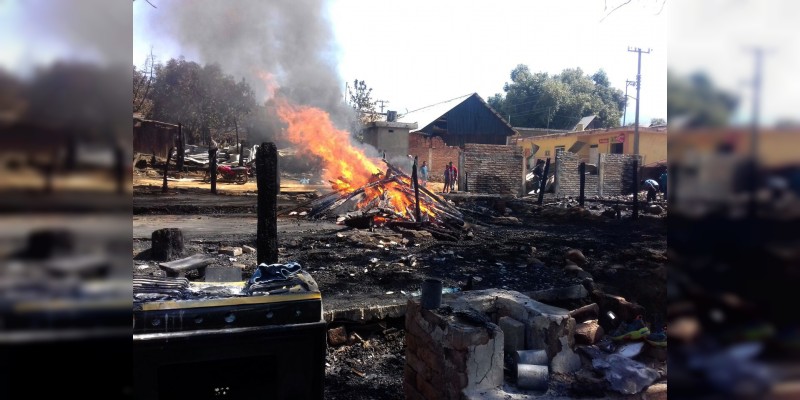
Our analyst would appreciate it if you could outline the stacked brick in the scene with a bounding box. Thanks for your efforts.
[462,144,523,195]
[408,133,460,182]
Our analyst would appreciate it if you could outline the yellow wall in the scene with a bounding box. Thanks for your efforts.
[517,129,667,166]
[670,128,800,168]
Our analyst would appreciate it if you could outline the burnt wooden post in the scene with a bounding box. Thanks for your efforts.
[256,142,279,265]
[239,140,245,166]
[464,172,469,192]
[631,158,639,220]
[151,228,185,261]
[579,162,586,207]
[537,158,551,206]
[209,146,218,194]
[412,156,422,223]
[162,147,174,193]
[176,123,184,172]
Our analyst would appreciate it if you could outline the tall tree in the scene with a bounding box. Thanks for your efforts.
[489,65,625,130]
[145,57,256,145]
[667,70,738,128]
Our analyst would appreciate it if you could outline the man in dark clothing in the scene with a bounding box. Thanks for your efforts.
[443,164,452,193]
[641,179,660,203]
[449,161,458,192]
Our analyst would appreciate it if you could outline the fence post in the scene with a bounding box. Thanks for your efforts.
[631,158,639,220]
[209,147,217,194]
[256,142,279,265]
[538,157,551,206]
[579,162,586,207]
[162,147,174,193]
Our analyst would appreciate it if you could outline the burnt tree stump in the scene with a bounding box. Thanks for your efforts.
[151,228,185,261]
[23,229,75,260]
[256,142,279,265]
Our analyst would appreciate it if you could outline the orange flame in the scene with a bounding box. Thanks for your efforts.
[257,72,439,224]
[273,97,382,191]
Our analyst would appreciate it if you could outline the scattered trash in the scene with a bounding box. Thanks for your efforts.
[385,291,394,295]
[615,342,644,358]
[370,258,378,264]
[592,354,660,395]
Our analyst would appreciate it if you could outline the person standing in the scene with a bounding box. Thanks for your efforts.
[659,169,668,199]
[420,161,429,187]
[443,163,452,193]
[449,161,458,192]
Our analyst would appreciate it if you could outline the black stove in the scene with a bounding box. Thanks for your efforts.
[133,270,326,400]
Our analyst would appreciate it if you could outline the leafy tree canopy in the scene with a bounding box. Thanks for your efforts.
[488,65,626,130]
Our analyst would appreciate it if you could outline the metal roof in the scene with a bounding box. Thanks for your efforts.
[400,93,516,136]
[572,115,597,131]
[399,93,472,133]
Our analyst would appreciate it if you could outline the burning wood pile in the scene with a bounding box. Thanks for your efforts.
[299,160,467,240]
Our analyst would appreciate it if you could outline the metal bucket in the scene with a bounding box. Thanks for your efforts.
[420,279,442,309]
[514,349,548,365]
[517,364,549,390]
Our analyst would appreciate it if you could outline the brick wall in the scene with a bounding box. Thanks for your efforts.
[555,152,641,197]
[555,152,600,197]
[599,153,642,196]
[462,144,523,195]
[408,133,461,182]
[404,300,503,400]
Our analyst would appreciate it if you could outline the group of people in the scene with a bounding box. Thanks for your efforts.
[417,160,457,193]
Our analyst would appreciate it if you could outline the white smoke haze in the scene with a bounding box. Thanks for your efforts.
[147,0,352,126]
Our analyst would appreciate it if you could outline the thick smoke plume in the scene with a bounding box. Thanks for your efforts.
[148,0,351,125]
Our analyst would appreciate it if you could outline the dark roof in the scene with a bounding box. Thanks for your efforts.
[404,93,516,137]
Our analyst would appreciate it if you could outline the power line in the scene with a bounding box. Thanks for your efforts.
[402,93,472,116]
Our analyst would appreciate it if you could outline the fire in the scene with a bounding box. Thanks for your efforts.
[273,98,382,192]
[257,72,446,225]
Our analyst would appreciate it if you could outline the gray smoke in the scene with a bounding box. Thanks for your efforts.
[147,0,351,125]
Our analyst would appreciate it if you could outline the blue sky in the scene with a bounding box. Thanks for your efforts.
[132,0,668,126]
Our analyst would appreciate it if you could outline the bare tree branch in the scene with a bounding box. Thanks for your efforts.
[654,0,667,16]
[145,0,157,8]
[600,0,632,22]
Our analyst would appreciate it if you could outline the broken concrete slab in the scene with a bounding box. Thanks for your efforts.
[526,284,588,303]
[569,303,599,323]
[551,336,581,373]
[219,246,243,256]
[574,320,604,345]
[242,245,255,253]
[157,253,213,278]
[498,316,525,353]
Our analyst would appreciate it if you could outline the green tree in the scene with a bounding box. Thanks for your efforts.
[146,57,256,145]
[667,70,738,128]
[488,65,625,129]
[650,117,666,126]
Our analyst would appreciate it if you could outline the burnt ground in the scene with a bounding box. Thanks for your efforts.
[133,185,667,399]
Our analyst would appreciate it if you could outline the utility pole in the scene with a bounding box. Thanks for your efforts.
[743,47,770,219]
[623,80,636,126]
[375,100,389,113]
[627,47,651,155]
